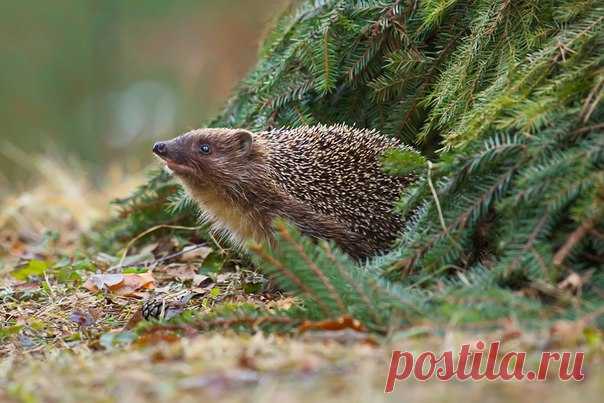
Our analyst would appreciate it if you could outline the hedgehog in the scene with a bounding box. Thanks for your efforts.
[152,124,417,260]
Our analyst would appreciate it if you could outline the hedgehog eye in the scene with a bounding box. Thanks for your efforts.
[199,144,211,154]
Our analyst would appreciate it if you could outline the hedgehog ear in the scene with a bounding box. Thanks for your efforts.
[235,130,253,155]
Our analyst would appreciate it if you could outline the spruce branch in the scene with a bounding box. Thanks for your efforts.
[101,0,604,328]
[275,222,347,313]
[320,242,382,324]
[248,241,332,317]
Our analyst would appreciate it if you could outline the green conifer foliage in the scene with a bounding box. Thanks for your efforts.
[106,0,603,328]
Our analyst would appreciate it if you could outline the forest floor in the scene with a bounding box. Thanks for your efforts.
[1,158,602,402]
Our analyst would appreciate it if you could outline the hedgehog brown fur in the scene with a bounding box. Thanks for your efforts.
[153,124,417,260]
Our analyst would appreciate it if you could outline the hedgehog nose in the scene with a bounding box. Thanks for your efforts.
[153,142,167,156]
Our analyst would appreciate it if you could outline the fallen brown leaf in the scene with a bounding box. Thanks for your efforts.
[84,273,123,290]
[180,245,212,262]
[83,272,155,297]
[298,315,366,333]
[136,327,182,347]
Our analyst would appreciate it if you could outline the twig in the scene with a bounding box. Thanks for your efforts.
[506,213,549,275]
[580,80,603,123]
[427,161,462,250]
[407,165,518,269]
[553,218,595,266]
[590,228,604,240]
[208,231,228,255]
[43,271,56,303]
[571,122,604,137]
[117,224,202,268]
[427,161,447,234]
[141,243,209,268]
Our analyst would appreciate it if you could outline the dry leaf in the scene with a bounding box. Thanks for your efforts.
[558,271,592,295]
[113,272,155,296]
[84,273,124,290]
[192,274,212,287]
[84,272,155,297]
[70,310,95,327]
[165,264,197,281]
[549,319,586,347]
[135,327,183,347]
[180,245,212,262]
[499,318,522,342]
[299,315,366,333]
[266,296,296,310]
[558,272,582,289]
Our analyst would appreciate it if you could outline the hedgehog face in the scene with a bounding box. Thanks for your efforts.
[153,128,254,186]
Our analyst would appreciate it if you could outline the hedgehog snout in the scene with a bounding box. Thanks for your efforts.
[153,142,167,157]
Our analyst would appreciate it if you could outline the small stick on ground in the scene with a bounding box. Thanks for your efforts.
[117,224,202,268]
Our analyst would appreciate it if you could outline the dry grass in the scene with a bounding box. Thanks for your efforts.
[2,331,603,403]
[1,157,602,402]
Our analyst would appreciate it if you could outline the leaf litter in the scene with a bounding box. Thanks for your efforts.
[0,157,602,402]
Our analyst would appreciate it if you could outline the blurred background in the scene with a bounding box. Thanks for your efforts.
[0,0,286,192]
